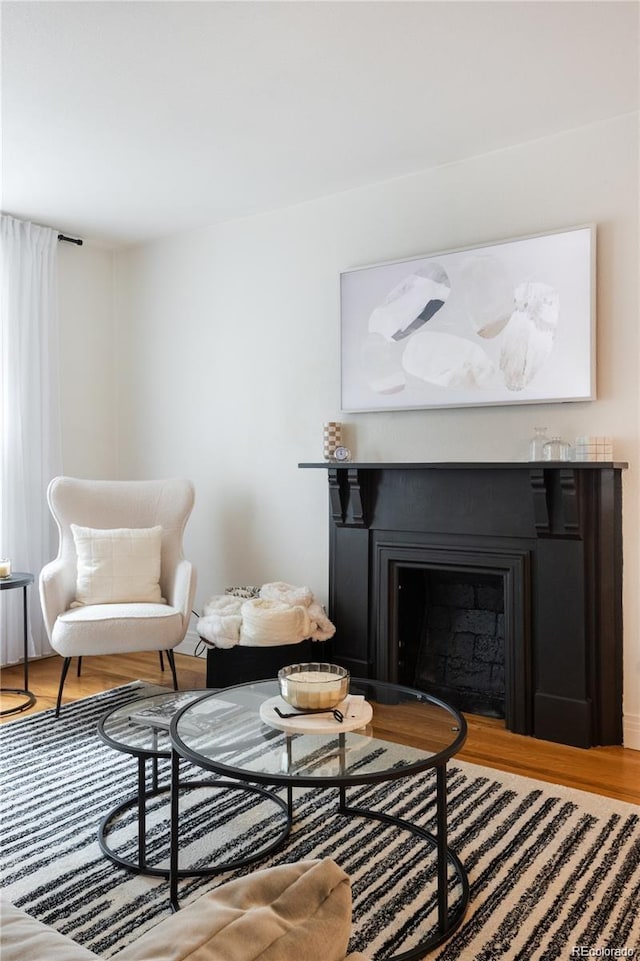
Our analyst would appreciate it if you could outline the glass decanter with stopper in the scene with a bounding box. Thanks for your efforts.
[528,427,549,461]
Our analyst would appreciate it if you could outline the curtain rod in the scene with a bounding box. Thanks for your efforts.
[57,234,83,246]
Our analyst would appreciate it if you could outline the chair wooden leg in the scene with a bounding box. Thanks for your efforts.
[159,651,165,672]
[77,656,82,677]
[55,657,73,718]
[166,649,179,691]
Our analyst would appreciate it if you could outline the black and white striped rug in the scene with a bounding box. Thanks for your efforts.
[1,683,639,960]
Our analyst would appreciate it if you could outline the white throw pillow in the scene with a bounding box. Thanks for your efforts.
[71,525,164,605]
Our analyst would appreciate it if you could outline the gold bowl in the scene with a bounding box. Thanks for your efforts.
[278,662,349,710]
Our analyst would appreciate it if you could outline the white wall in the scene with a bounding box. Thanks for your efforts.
[106,114,639,745]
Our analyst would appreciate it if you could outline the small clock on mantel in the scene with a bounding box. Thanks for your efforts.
[333,446,352,463]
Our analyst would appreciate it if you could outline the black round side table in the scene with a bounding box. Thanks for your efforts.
[0,572,37,716]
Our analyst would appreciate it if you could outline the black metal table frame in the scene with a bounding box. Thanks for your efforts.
[168,682,470,961]
[97,710,291,879]
[0,573,36,717]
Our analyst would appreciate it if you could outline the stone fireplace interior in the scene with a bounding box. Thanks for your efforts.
[301,461,626,748]
[396,567,506,718]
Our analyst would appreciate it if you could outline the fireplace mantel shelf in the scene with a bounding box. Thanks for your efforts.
[299,461,628,470]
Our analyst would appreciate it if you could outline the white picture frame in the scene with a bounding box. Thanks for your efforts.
[340,225,595,412]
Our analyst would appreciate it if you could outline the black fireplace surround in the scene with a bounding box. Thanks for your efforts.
[300,462,626,749]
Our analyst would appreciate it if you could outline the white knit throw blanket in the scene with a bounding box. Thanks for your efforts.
[196,581,335,648]
[240,599,310,646]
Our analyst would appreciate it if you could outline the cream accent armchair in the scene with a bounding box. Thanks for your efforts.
[40,477,197,716]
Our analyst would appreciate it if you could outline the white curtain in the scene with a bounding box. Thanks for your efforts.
[0,215,62,664]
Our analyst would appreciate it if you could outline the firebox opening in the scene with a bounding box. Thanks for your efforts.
[396,567,506,719]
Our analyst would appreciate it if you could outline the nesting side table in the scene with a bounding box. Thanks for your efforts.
[0,572,36,717]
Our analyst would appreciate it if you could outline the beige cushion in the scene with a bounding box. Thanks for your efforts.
[51,603,183,656]
[1,860,371,961]
[118,858,355,961]
[0,897,98,961]
[71,525,163,605]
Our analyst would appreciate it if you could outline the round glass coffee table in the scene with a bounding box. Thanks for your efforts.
[97,689,289,877]
[168,678,468,960]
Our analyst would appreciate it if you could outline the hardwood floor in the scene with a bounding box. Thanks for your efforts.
[1,652,638,805]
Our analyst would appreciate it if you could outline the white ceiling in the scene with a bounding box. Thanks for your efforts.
[1,1,638,248]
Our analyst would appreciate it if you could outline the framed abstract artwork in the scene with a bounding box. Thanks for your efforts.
[340,225,595,412]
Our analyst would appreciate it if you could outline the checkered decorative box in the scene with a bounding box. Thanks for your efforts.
[322,422,342,461]
[573,436,613,461]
